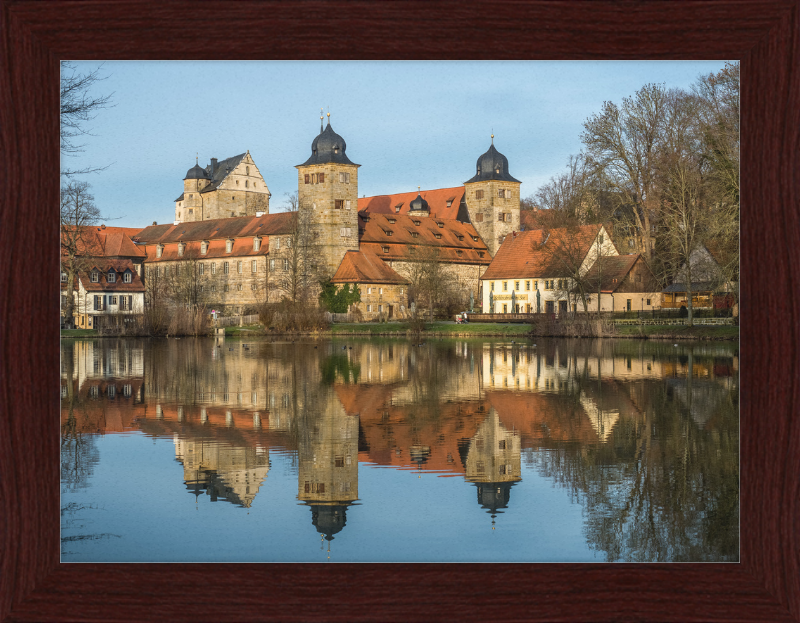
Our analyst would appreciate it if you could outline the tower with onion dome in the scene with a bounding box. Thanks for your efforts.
[296,111,361,274]
[464,136,521,256]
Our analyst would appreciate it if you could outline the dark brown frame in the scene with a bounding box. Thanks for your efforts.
[1,1,798,621]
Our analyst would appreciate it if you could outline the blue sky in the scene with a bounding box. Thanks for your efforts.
[65,61,730,228]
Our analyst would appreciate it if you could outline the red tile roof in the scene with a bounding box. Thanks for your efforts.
[77,259,145,292]
[61,227,146,258]
[582,254,642,292]
[358,187,465,220]
[480,225,605,280]
[140,237,270,263]
[358,212,490,265]
[133,212,295,244]
[331,250,409,285]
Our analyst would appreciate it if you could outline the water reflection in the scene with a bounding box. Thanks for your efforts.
[61,337,738,562]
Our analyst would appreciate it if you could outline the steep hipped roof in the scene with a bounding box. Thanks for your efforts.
[331,250,409,285]
[133,212,295,244]
[61,226,146,259]
[77,259,145,292]
[582,254,642,293]
[358,187,465,221]
[358,212,491,265]
[140,237,270,263]
[480,225,605,280]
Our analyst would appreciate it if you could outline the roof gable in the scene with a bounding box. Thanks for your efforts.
[331,250,409,285]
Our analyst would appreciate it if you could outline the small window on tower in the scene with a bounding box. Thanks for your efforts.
[475,213,483,222]
[345,200,351,210]
[476,190,484,200]
[335,200,344,209]
[304,174,310,184]
[318,173,325,183]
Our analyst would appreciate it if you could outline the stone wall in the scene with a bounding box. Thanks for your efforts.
[463,180,521,256]
[297,163,360,274]
[387,260,486,309]
[353,283,408,320]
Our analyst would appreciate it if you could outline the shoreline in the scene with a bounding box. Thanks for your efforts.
[61,322,739,341]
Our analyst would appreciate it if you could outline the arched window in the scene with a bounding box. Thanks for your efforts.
[246,166,250,175]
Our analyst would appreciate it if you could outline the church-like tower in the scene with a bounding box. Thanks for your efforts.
[296,113,360,274]
[464,137,521,256]
[177,161,211,223]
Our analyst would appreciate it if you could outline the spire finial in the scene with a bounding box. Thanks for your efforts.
[320,108,324,132]
[418,185,421,194]
[196,152,198,164]
[491,131,494,145]
[327,109,331,125]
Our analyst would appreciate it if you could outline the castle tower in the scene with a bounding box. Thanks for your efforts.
[176,160,211,223]
[463,137,521,256]
[296,112,360,274]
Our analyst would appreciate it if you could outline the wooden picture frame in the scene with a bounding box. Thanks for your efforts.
[1,1,797,621]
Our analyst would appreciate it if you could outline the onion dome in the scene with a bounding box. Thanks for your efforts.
[184,162,210,180]
[409,188,430,213]
[299,114,358,167]
[465,138,521,183]
[310,504,349,541]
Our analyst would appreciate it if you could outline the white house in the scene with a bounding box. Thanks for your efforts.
[479,224,618,315]
[64,260,146,329]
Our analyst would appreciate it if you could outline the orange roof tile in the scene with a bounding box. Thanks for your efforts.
[77,259,146,292]
[582,254,643,292]
[133,212,295,244]
[480,225,604,280]
[358,212,490,265]
[358,187,465,220]
[140,237,270,263]
[331,250,409,285]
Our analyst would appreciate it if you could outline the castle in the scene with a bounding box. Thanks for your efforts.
[131,113,523,318]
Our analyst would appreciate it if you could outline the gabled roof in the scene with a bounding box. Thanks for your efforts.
[480,225,604,280]
[331,250,409,285]
[358,212,490,265]
[133,212,295,244]
[358,187,465,221]
[200,153,247,194]
[582,254,642,293]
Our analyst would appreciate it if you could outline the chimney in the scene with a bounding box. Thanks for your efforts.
[210,158,218,177]
[101,224,106,230]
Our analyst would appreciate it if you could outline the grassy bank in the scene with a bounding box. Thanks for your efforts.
[60,329,99,338]
[329,321,532,337]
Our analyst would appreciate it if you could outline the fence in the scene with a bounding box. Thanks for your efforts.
[325,312,355,323]
[214,314,260,327]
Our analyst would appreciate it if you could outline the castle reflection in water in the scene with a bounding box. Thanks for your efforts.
[60,336,738,554]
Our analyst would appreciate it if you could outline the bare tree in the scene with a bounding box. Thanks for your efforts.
[60,181,103,325]
[534,153,598,224]
[61,62,114,177]
[581,83,671,260]
[274,192,323,303]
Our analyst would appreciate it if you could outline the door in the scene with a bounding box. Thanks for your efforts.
[626,299,632,311]
[559,300,568,315]
[388,305,393,319]
[546,301,555,314]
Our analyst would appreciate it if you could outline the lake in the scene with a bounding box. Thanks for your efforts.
[60,336,739,562]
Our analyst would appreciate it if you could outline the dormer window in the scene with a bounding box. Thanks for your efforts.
[456,250,463,257]
[411,232,419,238]
[253,237,261,251]
[472,235,478,241]
[478,252,485,258]
[61,272,67,283]
[177,243,185,257]
[434,233,442,239]
[388,218,396,224]
[201,241,209,254]
[226,239,233,253]
[384,229,393,236]
[446,199,453,207]
[395,203,403,213]
[383,246,389,253]
[413,220,420,226]
[91,270,99,283]
[107,271,116,283]
[123,272,132,283]
[437,222,444,228]
[457,235,464,241]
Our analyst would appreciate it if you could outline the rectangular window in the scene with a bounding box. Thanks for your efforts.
[211,285,216,292]
[199,263,204,275]
[345,200,351,210]
[201,242,208,254]
[226,240,233,252]
[275,238,280,249]
[525,280,530,291]
[367,304,372,312]
[383,246,389,253]
[283,259,289,271]
[251,260,257,273]
[237,261,242,274]
[94,295,102,310]
[475,213,483,222]
[224,262,229,274]
[304,174,310,184]
[534,280,538,290]
[490,282,494,291]
[61,272,67,283]
[367,287,372,294]
[503,282,507,291]
[335,199,344,209]
[499,189,504,198]
[286,238,291,248]
[379,288,383,294]
[476,190,484,200]
[647,298,651,306]
[253,238,261,251]
[224,285,229,292]
[318,173,324,183]
[237,284,243,291]
[251,284,256,290]
[123,272,132,283]
[378,304,382,312]
[107,272,116,283]
[110,296,117,305]
[211,263,216,275]
[514,281,519,291]
[269,259,275,271]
